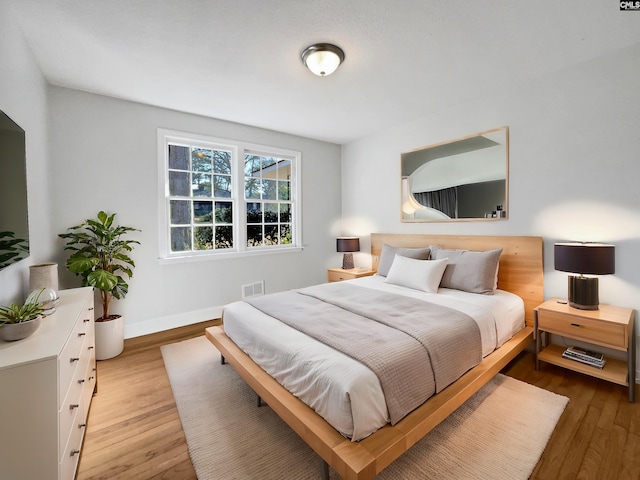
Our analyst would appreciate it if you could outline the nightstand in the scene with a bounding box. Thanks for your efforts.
[327,267,375,283]
[534,298,636,402]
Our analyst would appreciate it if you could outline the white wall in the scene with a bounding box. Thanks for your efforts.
[48,87,342,337]
[0,3,54,305]
[342,43,640,372]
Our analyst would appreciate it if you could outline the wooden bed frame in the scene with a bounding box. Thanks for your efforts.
[205,234,544,479]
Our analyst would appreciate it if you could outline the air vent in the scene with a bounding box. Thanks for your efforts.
[242,281,265,298]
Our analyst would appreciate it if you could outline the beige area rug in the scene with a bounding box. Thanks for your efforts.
[161,336,569,480]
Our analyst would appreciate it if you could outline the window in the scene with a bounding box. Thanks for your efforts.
[158,130,301,260]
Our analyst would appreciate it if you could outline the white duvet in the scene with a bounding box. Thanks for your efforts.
[222,275,524,441]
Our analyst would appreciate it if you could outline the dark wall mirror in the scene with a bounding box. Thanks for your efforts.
[0,110,29,269]
[401,126,509,222]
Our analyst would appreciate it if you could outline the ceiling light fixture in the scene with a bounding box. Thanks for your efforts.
[301,43,345,76]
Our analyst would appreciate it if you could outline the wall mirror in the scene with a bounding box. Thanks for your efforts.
[0,110,29,270]
[401,126,509,222]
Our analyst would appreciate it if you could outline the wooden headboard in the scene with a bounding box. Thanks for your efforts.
[371,233,544,326]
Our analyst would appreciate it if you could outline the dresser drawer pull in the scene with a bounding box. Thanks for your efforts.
[70,357,80,363]
[88,307,94,311]
[78,332,86,337]
[88,346,94,350]
[79,423,87,429]
[70,449,81,457]
[570,323,581,327]
[69,404,79,410]
[84,318,91,323]
[78,379,86,384]
[89,376,95,381]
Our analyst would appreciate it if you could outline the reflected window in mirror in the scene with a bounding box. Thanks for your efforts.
[401,126,509,222]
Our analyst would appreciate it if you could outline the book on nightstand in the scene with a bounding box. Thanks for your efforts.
[561,346,606,369]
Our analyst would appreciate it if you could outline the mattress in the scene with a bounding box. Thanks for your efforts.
[222,275,525,441]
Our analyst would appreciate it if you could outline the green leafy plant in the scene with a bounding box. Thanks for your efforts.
[59,211,140,321]
[0,288,44,325]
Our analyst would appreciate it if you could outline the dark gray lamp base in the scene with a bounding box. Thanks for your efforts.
[568,275,599,310]
[342,253,354,269]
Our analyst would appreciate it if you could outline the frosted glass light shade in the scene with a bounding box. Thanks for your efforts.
[301,44,345,76]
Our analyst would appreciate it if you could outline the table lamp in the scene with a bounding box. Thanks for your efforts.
[337,237,360,270]
[554,242,615,310]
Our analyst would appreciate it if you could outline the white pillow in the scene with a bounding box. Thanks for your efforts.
[384,255,448,293]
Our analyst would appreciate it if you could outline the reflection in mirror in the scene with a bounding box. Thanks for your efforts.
[0,110,29,269]
[401,127,509,222]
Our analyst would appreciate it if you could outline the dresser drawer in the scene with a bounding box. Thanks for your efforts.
[328,270,351,282]
[538,309,627,349]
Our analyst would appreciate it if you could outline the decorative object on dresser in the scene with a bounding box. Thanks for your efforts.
[0,288,45,342]
[554,242,615,310]
[336,236,360,269]
[327,267,375,282]
[0,287,96,479]
[59,211,140,360]
[535,298,635,402]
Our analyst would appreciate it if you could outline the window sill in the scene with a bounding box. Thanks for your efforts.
[157,246,304,265]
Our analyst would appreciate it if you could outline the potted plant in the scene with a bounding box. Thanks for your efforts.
[59,211,140,359]
[0,289,44,342]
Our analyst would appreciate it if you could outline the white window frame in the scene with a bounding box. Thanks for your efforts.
[157,129,302,263]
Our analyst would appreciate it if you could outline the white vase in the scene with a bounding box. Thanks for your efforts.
[29,263,59,296]
[95,315,124,360]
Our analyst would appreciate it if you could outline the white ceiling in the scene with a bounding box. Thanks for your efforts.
[9,0,640,144]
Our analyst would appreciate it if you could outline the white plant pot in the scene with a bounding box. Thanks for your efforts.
[95,315,124,360]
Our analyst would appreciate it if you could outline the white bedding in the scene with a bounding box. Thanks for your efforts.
[222,275,524,441]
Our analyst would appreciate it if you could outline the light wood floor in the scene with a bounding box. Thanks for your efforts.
[77,322,639,480]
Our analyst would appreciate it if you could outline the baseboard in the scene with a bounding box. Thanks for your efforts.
[124,304,225,339]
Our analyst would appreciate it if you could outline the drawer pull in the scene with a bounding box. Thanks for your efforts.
[84,318,91,323]
[78,379,86,384]
[70,357,80,363]
[70,449,81,457]
[88,346,94,350]
[88,307,94,311]
[89,376,95,381]
[78,332,86,337]
[79,423,87,429]
[69,404,79,410]
[570,323,581,327]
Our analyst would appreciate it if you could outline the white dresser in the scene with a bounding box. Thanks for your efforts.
[0,287,96,480]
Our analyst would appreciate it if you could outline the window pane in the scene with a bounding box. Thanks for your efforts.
[169,171,190,196]
[247,225,262,246]
[214,150,231,174]
[193,200,213,223]
[169,145,189,170]
[275,159,291,180]
[279,203,291,223]
[194,226,213,250]
[278,180,290,200]
[192,148,213,172]
[261,156,277,171]
[280,224,291,244]
[192,173,212,197]
[245,154,261,177]
[264,203,278,223]
[171,226,191,252]
[215,201,232,224]
[263,179,277,200]
[264,225,278,245]
[214,174,231,198]
[245,178,261,200]
[246,202,262,223]
[170,200,191,224]
[215,226,233,249]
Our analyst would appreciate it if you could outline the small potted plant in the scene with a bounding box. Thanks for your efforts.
[59,211,140,359]
[0,288,45,342]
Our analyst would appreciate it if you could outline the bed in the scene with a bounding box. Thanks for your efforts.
[205,233,544,479]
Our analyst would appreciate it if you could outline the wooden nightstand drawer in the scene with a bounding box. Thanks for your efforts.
[537,309,627,349]
[327,268,375,283]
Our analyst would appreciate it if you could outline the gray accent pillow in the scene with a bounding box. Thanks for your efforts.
[429,246,503,294]
[377,244,430,277]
